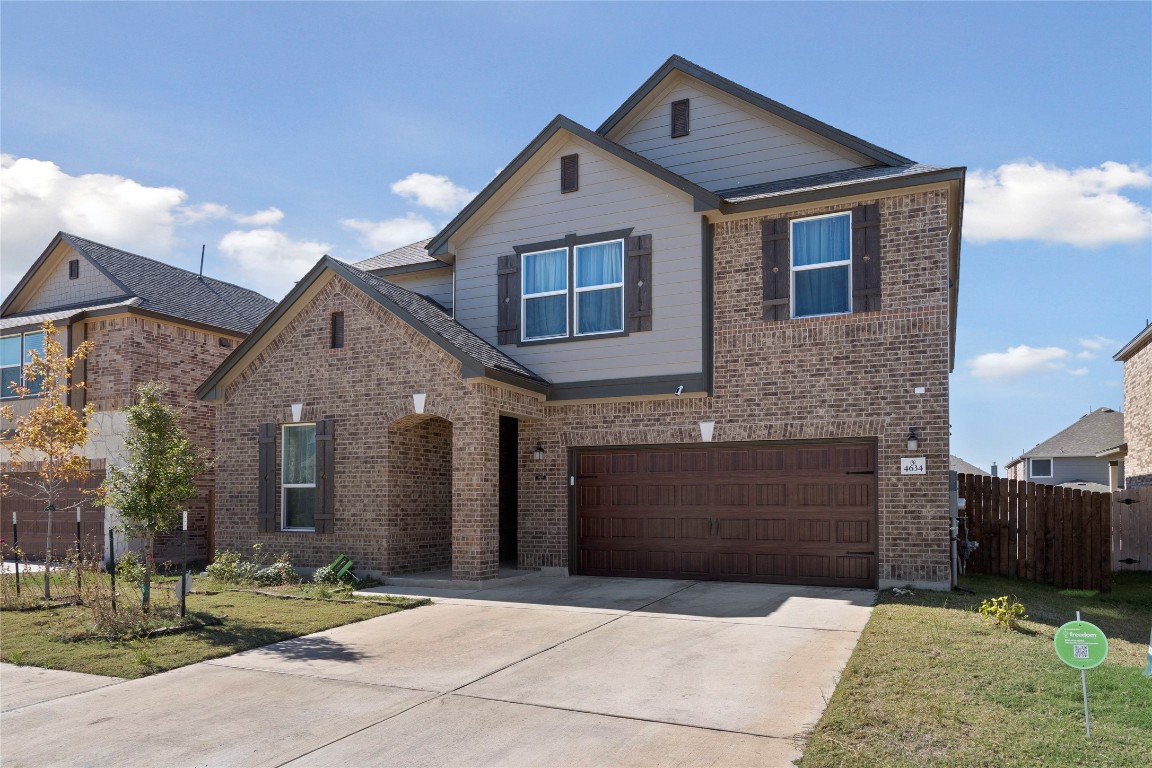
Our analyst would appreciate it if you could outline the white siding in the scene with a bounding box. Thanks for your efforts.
[1030,456,1112,486]
[453,137,703,385]
[616,80,870,192]
[383,267,453,311]
[19,250,125,312]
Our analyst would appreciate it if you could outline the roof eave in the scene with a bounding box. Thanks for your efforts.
[1114,323,1152,361]
[597,55,913,167]
[718,167,966,215]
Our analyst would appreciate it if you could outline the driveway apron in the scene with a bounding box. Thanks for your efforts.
[0,577,873,767]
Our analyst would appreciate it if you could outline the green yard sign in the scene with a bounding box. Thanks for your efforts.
[1054,615,1108,737]
[1054,620,1109,670]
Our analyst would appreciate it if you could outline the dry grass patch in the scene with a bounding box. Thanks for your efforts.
[799,573,1152,768]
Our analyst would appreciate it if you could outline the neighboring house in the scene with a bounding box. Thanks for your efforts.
[1004,407,1125,490]
[1,232,277,561]
[199,56,965,590]
[950,456,989,476]
[1114,323,1152,488]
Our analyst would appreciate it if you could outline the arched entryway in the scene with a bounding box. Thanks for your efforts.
[387,414,453,574]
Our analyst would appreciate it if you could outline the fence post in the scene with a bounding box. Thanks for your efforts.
[12,511,19,597]
[108,529,116,613]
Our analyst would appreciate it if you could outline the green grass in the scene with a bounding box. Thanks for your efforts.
[798,572,1152,768]
[0,575,428,679]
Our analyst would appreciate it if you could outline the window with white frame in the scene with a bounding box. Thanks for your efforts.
[1,330,46,399]
[791,212,852,318]
[282,423,317,530]
[1029,458,1053,478]
[521,239,624,341]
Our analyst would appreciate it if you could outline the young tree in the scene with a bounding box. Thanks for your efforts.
[99,382,209,613]
[1,321,95,600]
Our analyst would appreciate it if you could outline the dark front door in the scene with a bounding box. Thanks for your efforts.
[573,441,876,588]
[498,416,519,563]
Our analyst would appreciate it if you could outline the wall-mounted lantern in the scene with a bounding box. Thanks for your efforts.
[532,444,546,461]
[907,428,920,452]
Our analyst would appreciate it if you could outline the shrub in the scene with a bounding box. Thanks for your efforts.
[311,564,342,586]
[252,555,299,587]
[204,550,256,584]
[977,595,1028,630]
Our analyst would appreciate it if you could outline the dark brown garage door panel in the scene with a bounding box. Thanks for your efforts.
[574,442,876,588]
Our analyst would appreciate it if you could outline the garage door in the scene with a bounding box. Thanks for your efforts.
[573,441,876,588]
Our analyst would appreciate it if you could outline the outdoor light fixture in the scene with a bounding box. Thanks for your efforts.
[907,428,920,451]
[532,444,545,461]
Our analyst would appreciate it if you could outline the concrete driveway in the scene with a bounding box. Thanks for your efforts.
[0,577,873,767]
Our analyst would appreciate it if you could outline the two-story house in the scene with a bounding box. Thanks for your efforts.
[199,57,965,590]
[1004,407,1125,492]
[2,232,276,561]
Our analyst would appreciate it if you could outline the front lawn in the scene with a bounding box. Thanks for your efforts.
[799,572,1152,767]
[0,574,427,679]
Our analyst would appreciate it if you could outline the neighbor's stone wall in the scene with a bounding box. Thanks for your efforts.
[84,315,242,562]
[1123,336,1152,487]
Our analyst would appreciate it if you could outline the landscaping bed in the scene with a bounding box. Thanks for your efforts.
[1,573,427,679]
[798,572,1152,767]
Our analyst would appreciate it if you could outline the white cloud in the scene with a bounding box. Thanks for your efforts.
[341,213,437,253]
[1069,367,1089,376]
[179,202,285,227]
[1078,335,1117,351]
[389,172,475,213]
[965,160,1152,246]
[217,228,332,299]
[1,154,186,278]
[967,345,1071,379]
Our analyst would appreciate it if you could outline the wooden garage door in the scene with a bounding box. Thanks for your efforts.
[574,442,876,588]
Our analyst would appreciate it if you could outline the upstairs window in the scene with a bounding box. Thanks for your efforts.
[574,241,624,336]
[522,248,569,340]
[1,331,46,399]
[791,212,851,318]
[521,239,625,341]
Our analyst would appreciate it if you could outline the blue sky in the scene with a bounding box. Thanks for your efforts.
[2,2,1150,473]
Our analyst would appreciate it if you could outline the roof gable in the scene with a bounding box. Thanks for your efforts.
[2,234,129,316]
[427,116,720,257]
[2,232,277,334]
[1016,408,1125,461]
[197,257,547,401]
[598,56,912,168]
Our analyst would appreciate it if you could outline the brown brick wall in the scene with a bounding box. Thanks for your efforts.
[214,189,953,587]
[1124,339,1152,487]
[84,315,241,562]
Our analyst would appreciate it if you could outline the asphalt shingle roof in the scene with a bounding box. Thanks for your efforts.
[1,299,141,330]
[950,455,990,476]
[345,263,547,385]
[63,233,277,334]
[717,164,950,204]
[351,239,439,272]
[1015,408,1125,461]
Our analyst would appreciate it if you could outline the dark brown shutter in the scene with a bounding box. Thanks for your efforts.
[852,203,882,312]
[330,311,345,349]
[671,99,690,138]
[497,253,521,345]
[257,423,277,533]
[761,218,790,321]
[314,418,335,534]
[627,234,653,332]
[561,154,579,193]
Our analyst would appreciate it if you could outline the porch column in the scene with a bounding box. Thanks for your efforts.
[451,408,501,580]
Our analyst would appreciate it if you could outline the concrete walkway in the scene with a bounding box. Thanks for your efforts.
[0,577,874,767]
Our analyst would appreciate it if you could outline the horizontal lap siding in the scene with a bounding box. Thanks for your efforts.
[383,268,454,311]
[453,138,703,384]
[615,81,869,192]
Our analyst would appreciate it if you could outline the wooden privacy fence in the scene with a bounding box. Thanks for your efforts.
[957,473,1111,592]
[1113,485,1152,572]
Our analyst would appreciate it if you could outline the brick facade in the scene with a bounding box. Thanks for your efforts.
[1122,334,1152,488]
[213,189,953,588]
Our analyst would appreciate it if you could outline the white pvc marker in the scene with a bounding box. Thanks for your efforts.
[183,511,188,531]
[76,507,82,523]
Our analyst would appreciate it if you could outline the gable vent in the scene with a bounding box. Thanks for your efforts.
[671,99,690,138]
[68,259,80,280]
[561,154,579,193]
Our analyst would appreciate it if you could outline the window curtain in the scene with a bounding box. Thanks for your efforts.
[793,216,850,316]
[576,242,623,334]
[524,249,567,338]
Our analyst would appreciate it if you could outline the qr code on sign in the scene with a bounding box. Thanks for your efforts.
[1073,645,1089,659]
